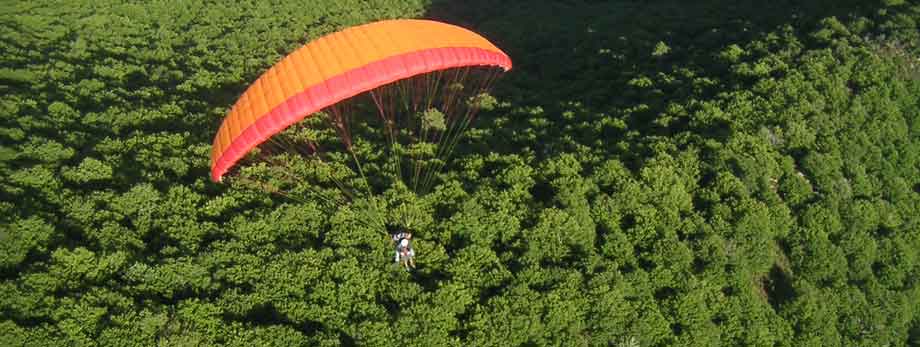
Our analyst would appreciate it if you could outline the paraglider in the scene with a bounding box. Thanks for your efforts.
[209,19,511,266]
[392,231,415,270]
[210,19,510,183]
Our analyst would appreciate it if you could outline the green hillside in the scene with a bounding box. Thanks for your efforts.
[2,0,919,346]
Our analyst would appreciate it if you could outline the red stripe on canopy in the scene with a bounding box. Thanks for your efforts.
[211,46,510,181]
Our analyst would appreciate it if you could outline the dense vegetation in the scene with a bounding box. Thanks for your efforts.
[2,0,919,346]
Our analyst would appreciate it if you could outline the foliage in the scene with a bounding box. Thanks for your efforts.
[2,0,920,346]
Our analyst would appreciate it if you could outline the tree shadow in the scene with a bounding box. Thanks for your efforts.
[428,0,882,102]
[426,0,889,167]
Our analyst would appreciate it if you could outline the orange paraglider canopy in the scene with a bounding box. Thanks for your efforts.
[210,19,512,182]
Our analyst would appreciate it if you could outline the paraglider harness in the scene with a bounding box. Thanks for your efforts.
[392,231,415,269]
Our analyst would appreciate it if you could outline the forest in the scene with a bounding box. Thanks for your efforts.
[1,0,919,346]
